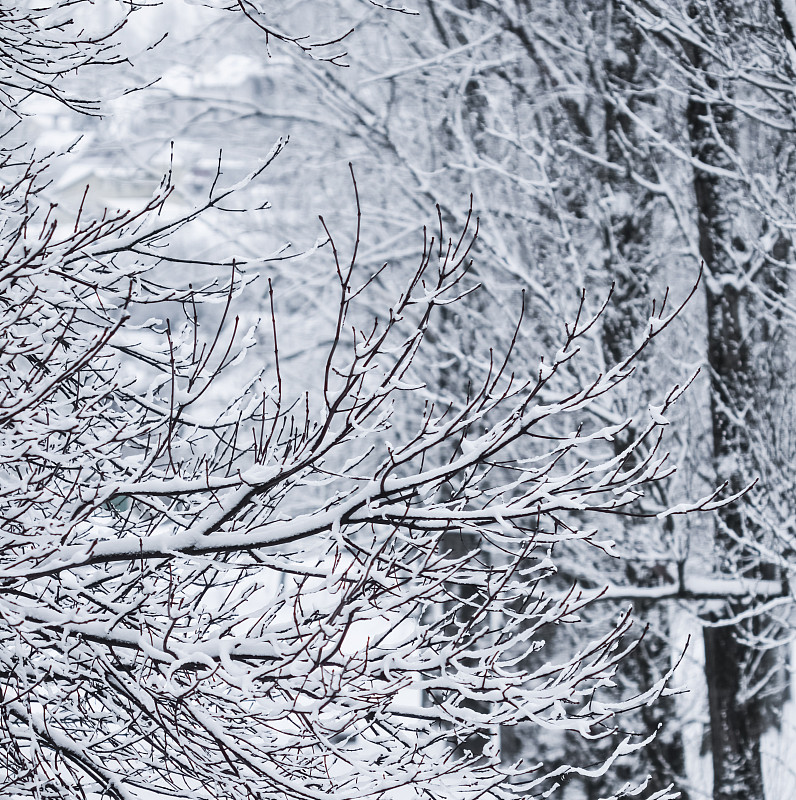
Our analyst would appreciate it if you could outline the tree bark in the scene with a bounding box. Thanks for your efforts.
[685,4,784,798]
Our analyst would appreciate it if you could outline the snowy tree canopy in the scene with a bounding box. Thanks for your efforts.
[0,2,772,800]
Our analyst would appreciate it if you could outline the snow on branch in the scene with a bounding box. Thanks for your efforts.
[0,7,729,797]
[0,146,724,799]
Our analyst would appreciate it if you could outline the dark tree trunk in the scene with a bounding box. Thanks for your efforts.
[685,4,787,798]
[703,624,764,800]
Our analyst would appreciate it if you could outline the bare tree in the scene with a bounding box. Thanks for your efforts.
[0,150,707,798]
[0,4,729,798]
